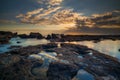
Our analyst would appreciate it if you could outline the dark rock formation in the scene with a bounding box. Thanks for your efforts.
[0,43,120,80]
[46,34,52,39]
[46,34,120,42]
[0,53,43,80]
[47,62,79,80]
[29,32,43,39]
[0,31,17,44]
[42,43,57,49]
[18,32,44,39]
[119,49,120,52]
[18,34,29,38]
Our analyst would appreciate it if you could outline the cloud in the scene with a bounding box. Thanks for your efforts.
[66,26,120,35]
[16,0,120,35]
[91,10,120,28]
[75,10,120,28]
[37,0,63,6]
[16,0,85,25]
[17,8,85,25]
[68,10,120,34]
[16,6,62,24]
[16,0,64,25]
[16,8,44,23]
[0,19,17,24]
[51,9,84,24]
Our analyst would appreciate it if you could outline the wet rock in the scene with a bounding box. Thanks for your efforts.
[57,53,63,57]
[47,62,79,80]
[42,43,57,49]
[46,34,52,39]
[0,54,44,80]
[118,49,120,52]
[9,46,21,49]
[17,41,21,43]
[0,55,21,67]
[31,61,44,76]
[31,66,48,80]
[44,49,55,52]
[0,43,120,80]
[95,75,116,80]
[61,43,90,54]
[18,34,29,38]
[29,32,43,39]
[0,31,16,44]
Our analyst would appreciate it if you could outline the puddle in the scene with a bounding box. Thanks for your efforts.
[29,51,69,65]
[72,69,94,80]
[28,51,70,77]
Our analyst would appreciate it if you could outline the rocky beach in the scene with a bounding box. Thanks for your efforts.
[0,31,120,80]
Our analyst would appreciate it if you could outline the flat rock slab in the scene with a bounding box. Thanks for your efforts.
[0,43,120,80]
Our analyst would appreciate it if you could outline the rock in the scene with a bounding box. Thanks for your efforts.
[46,33,63,40]
[31,66,48,80]
[17,41,21,43]
[0,31,16,44]
[46,34,52,39]
[0,55,21,67]
[57,53,63,57]
[29,32,43,39]
[42,43,57,49]
[18,34,29,38]
[118,49,120,52]
[31,61,43,75]
[95,75,116,80]
[47,62,79,80]
[0,54,44,80]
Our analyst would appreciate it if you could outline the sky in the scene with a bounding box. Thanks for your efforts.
[0,0,120,35]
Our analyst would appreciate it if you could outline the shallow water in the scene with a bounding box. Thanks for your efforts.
[67,40,120,59]
[0,37,120,60]
[0,37,50,53]
[72,69,94,80]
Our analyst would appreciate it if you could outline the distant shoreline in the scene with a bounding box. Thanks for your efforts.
[0,31,120,44]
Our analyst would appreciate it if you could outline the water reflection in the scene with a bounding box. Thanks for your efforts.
[72,69,94,80]
[0,37,50,53]
[29,51,69,68]
[10,37,50,47]
[28,51,70,79]
[68,40,120,59]
[1,37,120,60]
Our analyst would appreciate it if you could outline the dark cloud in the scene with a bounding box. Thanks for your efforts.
[92,10,120,27]
[67,27,120,35]
[0,0,120,35]
[63,0,120,16]
[69,10,120,34]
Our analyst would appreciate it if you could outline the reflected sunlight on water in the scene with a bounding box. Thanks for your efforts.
[0,37,50,53]
[68,40,120,59]
[72,69,94,80]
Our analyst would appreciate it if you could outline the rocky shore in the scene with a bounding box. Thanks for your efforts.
[0,43,120,80]
[0,31,17,44]
[0,31,120,44]
[46,34,120,42]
